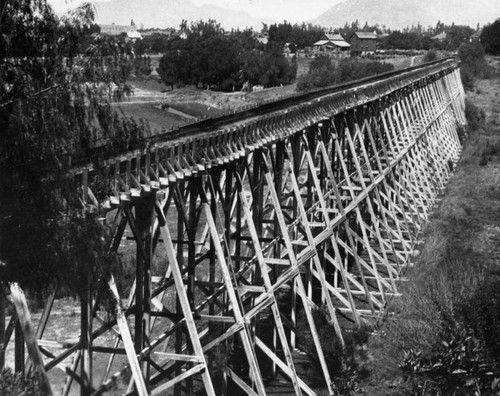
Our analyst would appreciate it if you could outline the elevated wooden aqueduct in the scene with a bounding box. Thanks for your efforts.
[1,58,465,395]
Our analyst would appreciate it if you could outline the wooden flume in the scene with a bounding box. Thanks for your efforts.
[0,58,466,395]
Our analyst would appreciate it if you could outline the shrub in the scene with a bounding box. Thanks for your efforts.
[296,58,394,92]
[422,50,438,63]
[0,369,49,395]
[390,246,500,394]
[309,54,333,72]
[336,58,394,83]
[465,98,486,131]
[296,306,371,394]
[458,42,494,91]
[400,325,500,395]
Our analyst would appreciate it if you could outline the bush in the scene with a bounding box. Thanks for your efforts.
[458,42,494,91]
[0,369,49,395]
[398,276,500,394]
[336,58,394,82]
[296,58,394,92]
[465,98,486,131]
[400,325,500,395]
[296,306,371,394]
[422,50,438,63]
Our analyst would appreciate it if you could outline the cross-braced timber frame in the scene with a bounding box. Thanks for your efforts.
[0,58,466,395]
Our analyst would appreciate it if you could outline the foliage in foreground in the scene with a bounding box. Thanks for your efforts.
[296,307,371,395]
[0,1,147,296]
[296,56,394,91]
[0,368,48,395]
[364,83,500,395]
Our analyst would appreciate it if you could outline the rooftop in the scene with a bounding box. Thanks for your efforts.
[351,31,379,40]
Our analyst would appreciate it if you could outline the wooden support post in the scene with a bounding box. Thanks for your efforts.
[158,220,216,396]
[15,313,24,374]
[81,273,92,396]
[186,179,198,396]
[238,173,303,396]
[201,192,267,396]
[9,283,52,395]
[175,181,185,396]
[0,286,5,370]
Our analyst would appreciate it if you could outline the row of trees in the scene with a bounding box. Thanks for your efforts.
[380,24,476,51]
[266,21,324,51]
[156,20,296,91]
[136,21,326,56]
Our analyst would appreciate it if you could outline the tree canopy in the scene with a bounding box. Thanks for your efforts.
[156,20,296,91]
[0,0,145,294]
[481,19,500,55]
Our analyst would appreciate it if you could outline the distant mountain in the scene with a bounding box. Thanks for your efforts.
[94,0,274,30]
[313,0,500,30]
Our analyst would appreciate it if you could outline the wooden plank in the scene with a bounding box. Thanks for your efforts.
[8,283,52,395]
[202,200,267,395]
[255,338,317,396]
[260,147,335,395]
[107,276,148,396]
[150,364,205,396]
[239,180,303,396]
[227,368,260,396]
[158,222,216,396]
[286,146,345,347]
[0,288,4,370]
[153,352,204,363]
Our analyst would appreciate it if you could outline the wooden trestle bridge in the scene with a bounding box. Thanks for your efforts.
[1,57,465,395]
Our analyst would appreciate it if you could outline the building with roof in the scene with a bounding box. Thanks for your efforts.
[312,33,350,56]
[126,31,142,41]
[99,23,142,41]
[431,31,447,41]
[470,29,482,42]
[350,31,379,56]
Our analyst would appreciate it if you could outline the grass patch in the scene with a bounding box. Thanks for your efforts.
[168,102,225,118]
[0,368,49,395]
[358,58,500,395]
[296,307,372,394]
[118,103,186,132]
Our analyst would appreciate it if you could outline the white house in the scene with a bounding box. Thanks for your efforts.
[313,33,350,56]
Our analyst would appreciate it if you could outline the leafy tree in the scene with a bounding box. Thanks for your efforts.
[481,19,500,55]
[0,0,145,295]
[267,21,324,50]
[156,19,295,91]
[157,51,182,89]
[445,25,474,50]
[309,54,333,72]
[458,41,492,91]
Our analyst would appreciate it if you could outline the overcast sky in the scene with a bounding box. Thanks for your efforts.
[48,0,343,22]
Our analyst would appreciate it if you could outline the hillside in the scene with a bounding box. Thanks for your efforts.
[313,0,500,30]
[94,0,274,29]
